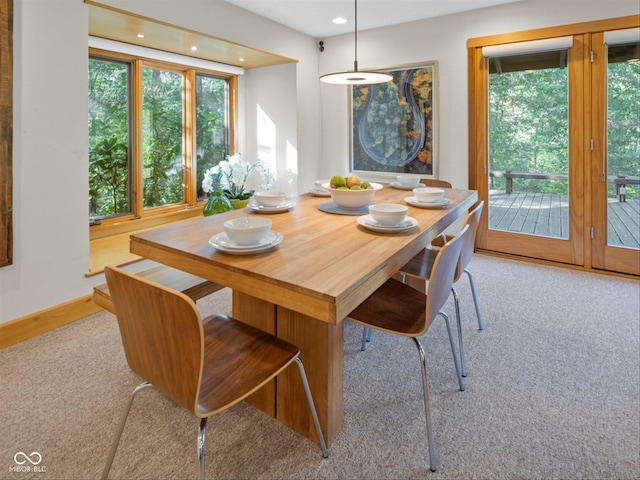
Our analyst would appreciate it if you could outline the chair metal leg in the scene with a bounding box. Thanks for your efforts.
[451,287,467,378]
[197,418,208,480]
[294,357,329,458]
[463,269,483,331]
[102,381,152,480]
[361,326,372,351]
[438,312,465,392]
[412,337,437,472]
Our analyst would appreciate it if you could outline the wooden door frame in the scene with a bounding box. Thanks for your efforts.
[468,15,639,272]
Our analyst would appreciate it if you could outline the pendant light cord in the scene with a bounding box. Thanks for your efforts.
[353,0,359,72]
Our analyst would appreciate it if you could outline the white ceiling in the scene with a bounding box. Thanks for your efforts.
[224,0,523,38]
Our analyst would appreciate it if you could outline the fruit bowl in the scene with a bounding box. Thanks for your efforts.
[322,182,383,210]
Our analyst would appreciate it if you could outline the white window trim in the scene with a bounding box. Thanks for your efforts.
[88,36,244,75]
[482,36,574,58]
[604,27,640,45]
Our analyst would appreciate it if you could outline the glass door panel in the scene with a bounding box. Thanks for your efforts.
[592,32,640,275]
[606,41,639,248]
[488,53,569,239]
[482,40,584,265]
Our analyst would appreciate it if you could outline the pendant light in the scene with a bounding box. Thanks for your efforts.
[320,0,392,85]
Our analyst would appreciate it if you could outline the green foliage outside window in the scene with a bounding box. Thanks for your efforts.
[195,74,228,200]
[89,55,230,221]
[489,66,569,195]
[607,54,640,198]
[489,45,639,198]
[89,58,130,219]
[142,67,184,208]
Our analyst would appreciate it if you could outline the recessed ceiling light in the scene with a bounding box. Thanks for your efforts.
[191,46,198,51]
[137,34,144,38]
[238,57,244,62]
[332,17,347,24]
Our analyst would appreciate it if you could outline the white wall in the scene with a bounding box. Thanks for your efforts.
[243,63,300,196]
[0,0,90,324]
[0,0,637,325]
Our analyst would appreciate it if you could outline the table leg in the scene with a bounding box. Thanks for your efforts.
[232,291,343,446]
[276,306,344,446]
[232,291,276,415]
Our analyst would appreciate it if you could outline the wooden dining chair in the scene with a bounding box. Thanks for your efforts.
[420,178,452,189]
[398,201,485,377]
[419,178,453,244]
[101,266,328,480]
[347,224,469,473]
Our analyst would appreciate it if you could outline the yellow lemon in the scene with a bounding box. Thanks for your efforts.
[346,175,361,188]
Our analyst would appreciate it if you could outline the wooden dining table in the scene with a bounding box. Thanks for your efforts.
[129,185,478,446]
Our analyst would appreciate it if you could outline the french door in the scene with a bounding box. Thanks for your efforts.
[591,30,640,276]
[469,16,639,275]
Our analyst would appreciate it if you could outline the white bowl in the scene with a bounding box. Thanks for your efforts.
[253,190,286,207]
[413,187,445,203]
[223,217,272,245]
[322,182,383,210]
[314,179,330,191]
[368,203,409,226]
[397,174,420,186]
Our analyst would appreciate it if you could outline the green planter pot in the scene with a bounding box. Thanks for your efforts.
[229,198,250,210]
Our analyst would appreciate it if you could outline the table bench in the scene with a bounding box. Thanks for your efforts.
[94,265,225,315]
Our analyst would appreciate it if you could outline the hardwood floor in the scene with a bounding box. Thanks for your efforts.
[488,192,639,248]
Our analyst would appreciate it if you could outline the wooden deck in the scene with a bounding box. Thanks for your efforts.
[488,192,640,248]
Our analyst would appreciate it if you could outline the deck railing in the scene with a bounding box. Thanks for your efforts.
[489,170,639,201]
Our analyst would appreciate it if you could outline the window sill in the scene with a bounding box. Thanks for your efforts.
[87,207,204,276]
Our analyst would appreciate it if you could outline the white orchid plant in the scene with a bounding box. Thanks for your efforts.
[202,153,274,200]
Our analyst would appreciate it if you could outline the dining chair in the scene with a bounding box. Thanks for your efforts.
[398,201,485,378]
[101,266,328,480]
[419,178,452,244]
[420,178,452,189]
[360,180,464,353]
[347,224,469,473]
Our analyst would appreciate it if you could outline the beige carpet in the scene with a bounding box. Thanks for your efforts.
[1,255,639,480]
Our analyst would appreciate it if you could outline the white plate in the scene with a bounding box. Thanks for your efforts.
[209,231,283,254]
[318,201,370,216]
[357,215,418,233]
[390,181,423,190]
[308,188,331,197]
[404,197,453,209]
[248,200,295,213]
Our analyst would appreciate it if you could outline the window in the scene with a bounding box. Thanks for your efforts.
[88,56,131,219]
[195,74,230,200]
[88,50,235,225]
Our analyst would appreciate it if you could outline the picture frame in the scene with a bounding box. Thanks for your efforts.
[350,62,438,180]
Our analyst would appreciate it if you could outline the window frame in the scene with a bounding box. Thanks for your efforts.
[88,47,238,239]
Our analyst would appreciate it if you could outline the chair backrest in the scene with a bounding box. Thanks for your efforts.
[420,178,452,189]
[425,224,470,326]
[104,266,204,414]
[455,201,484,281]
